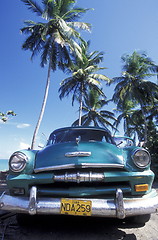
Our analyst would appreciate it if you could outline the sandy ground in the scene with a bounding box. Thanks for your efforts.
[0,182,158,240]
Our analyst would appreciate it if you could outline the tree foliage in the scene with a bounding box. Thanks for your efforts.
[21,0,91,148]
[72,88,116,131]
[0,111,16,122]
[112,51,158,142]
[59,41,110,125]
[21,0,91,69]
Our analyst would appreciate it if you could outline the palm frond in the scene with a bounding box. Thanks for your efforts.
[67,22,91,32]
[89,51,104,65]
[87,78,101,86]
[89,74,110,82]
[21,0,43,16]
[63,7,93,21]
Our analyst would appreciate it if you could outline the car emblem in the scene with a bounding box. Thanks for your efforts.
[65,151,91,157]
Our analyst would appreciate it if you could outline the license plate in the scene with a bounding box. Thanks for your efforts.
[60,198,92,216]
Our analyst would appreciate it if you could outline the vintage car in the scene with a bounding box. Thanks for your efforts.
[0,126,158,224]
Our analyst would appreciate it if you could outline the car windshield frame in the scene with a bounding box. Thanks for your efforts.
[47,128,115,145]
[113,136,135,148]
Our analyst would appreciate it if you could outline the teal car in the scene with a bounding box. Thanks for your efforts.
[0,126,158,223]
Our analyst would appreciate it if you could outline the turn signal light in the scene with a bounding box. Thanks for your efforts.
[12,188,25,195]
[135,184,149,192]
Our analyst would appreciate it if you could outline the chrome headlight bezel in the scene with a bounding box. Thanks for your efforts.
[132,149,151,169]
[9,152,28,172]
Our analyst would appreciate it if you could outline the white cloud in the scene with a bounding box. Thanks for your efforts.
[16,123,31,129]
[19,142,30,149]
[0,119,5,124]
[0,121,31,130]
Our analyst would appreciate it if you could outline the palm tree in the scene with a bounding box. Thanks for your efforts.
[113,100,137,137]
[114,100,158,143]
[72,88,116,131]
[112,51,158,143]
[127,109,145,142]
[59,41,110,125]
[21,0,91,149]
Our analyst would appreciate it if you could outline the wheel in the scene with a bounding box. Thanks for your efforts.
[126,214,151,225]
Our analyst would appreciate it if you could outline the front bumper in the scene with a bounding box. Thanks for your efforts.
[0,186,158,219]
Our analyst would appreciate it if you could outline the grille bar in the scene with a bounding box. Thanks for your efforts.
[34,163,124,173]
[53,172,104,183]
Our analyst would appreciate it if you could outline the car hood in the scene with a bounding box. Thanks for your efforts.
[34,142,124,172]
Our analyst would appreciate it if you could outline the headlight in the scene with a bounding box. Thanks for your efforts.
[132,149,151,168]
[9,152,28,172]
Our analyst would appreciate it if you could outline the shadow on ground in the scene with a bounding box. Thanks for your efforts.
[0,214,142,240]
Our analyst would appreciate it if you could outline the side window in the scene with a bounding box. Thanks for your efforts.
[114,137,134,147]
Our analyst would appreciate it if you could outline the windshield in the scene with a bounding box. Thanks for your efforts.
[48,129,115,145]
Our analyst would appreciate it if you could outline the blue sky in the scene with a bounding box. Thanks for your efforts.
[0,0,158,159]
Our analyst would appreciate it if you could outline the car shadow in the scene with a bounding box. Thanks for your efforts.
[12,215,140,240]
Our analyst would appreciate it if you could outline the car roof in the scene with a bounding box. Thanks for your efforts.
[48,126,115,145]
[51,126,111,135]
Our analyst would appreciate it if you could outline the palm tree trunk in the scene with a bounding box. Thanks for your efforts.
[31,60,51,149]
[140,101,148,146]
[78,84,84,126]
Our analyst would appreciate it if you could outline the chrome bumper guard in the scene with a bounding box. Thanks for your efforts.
[0,187,158,219]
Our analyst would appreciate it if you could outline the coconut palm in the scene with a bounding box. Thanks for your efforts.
[59,41,110,125]
[113,100,137,137]
[21,0,91,149]
[72,88,116,131]
[128,109,158,144]
[115,101,158,142]
[112,51,158,143]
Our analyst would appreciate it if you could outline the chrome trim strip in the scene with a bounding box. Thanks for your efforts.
[53,172,105,183]
[65,151,91,157]
[1,189,158,218]
[34,163,124,173]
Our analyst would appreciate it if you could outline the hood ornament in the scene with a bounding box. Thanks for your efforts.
[76,136,81,145]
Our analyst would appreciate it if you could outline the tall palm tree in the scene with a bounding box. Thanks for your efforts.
[21,0,91,149]
[72,88,116,131]
[59,41,110,125]
[112,51,158,143]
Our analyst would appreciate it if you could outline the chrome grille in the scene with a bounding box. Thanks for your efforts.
[53,172,104,183]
